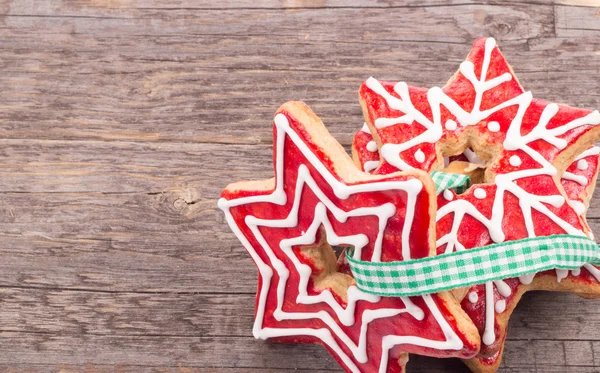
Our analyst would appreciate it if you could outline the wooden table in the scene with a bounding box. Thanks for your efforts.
[0,0,599,372]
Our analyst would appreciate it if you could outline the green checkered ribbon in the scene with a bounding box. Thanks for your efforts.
[431,170,471,195]
[347,235,600,297]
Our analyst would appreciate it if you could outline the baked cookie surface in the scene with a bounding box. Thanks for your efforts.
[219,102,480,373]
[355,38,600,372]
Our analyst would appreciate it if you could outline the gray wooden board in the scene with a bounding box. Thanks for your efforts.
[0,0,599,372]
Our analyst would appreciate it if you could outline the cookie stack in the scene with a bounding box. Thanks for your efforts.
[219,38,600,373]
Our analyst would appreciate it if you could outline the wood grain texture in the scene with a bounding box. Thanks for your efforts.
[0,0,599,372]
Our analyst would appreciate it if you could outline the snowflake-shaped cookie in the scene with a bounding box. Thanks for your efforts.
[355,38,600,372]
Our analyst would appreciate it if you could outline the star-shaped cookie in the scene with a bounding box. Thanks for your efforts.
[354,129,600,370]
[219,101,480,373]
[355,37,600,372]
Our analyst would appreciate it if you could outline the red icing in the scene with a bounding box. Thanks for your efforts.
[221,109,479,373]
[562,148,600,202]
[354,38,600,368]
[353,128,380,173]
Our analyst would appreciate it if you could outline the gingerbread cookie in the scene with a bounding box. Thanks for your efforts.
[356,38,600,372]
[218,101,480,373]
[354,129,600,370]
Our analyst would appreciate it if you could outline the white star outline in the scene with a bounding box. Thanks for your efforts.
[218,113,466,373]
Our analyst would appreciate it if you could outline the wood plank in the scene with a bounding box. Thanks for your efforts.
[0,332,341,370]
[0,139,272,193]
[0,288,256,337]
[564,340,595,367]
[3,0,568,12]
[0,4,568,145]
[0,234,255,293]
[555,5,600,38]
[0,139,260,292]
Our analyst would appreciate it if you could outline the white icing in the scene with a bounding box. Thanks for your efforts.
[443,189,454,201]
[363,160,380,173]
[366,37,600,347]
[375,115,414,129]
[572,268,581,276]
[414,149,425,163]
[518,273,535,285]
[583,264,600,282]
[367,141,378,153]
[474,188,487,199]
[219,114,464,372]
[360,124,380,174]
[562,171,588,186]
[509,155,522,167]
[464,148,486,165]
[575,146,600,160]
[468,291,478,303]
[577,159,589,171]
[495,299,506,314]
[568,200,586,216]
[445,119,457,130]
[482,282,496,346]
[493,280,512,297]
[556,269,569,283]
[487,121,500,132]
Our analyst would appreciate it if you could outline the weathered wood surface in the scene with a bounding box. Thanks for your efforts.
[0,0,599,372]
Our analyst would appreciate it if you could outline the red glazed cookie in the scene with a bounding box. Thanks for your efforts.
[354,130,600,370]
[219,101,480,373]
[356,38,600,373]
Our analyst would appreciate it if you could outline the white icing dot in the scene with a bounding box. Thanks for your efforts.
[509,155,522,167]
[482,331,495,346]
[572,268,581,276]
[518,273,535,285]
[363,160,380,173]
[577,159,589,171]
[495,299,506,314]
[443,189,454,201]
[556,269,569,283]
[414,149,425,163]
[468,292,478,303]
[366,141,378,152]
[445,119,457,131]
[474,188,487,199]
[487,121,500,132]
